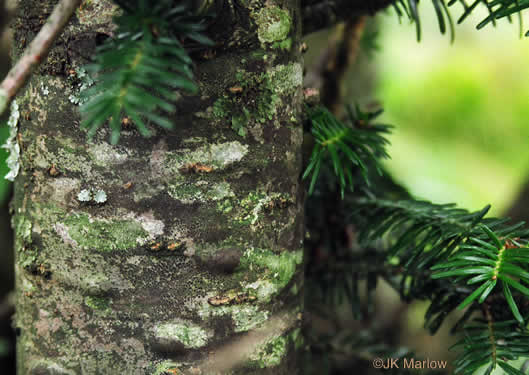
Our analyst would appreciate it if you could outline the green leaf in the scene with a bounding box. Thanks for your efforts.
[478,279,497,303]
[481,225,503,249]
[498,275,529,297]
[497,361,526,375]
[432,266,494,279]
[458,280,494,309]
[502,263,529,283]
[503,282,524,324]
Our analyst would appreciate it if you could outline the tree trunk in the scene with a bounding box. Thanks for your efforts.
[12,0,305,373]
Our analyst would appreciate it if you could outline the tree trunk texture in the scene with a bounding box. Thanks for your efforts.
[11,0,305,373]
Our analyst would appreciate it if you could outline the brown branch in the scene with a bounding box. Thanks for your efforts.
[186,310,300,374]
[302,0,392,35]
[0,0,82,115]
[304,16,367,115]
[483,304,497,366]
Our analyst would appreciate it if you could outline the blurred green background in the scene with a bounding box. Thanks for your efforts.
[369,5,529,370]
[376,4,529,216]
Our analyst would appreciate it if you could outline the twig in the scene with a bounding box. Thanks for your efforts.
[302,0,391,35]
[192,310,299,374]
[322,16,367,114]
[304,16,367,115]
[0,0,82,115]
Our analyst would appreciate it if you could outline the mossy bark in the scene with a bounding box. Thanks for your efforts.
[12,0,304,374]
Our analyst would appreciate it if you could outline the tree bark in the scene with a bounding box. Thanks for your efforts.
[12,0,305,373]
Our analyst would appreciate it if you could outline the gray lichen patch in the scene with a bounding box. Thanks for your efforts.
[87,142,130,167]
[168,181,235,204]
[76,188,107,204]
[26,135,93,176]
[2,100,20,181]
[222,191,293,229]
[62,213,149,251]
[132,211,165,238]
[93,190,108,204]
[45,178,81,203]
[195,300,270,333]
[167,141,249,172]
[48,244,133,294]
[29,360,75,375]
[153,320,213,349]
[77,189,92,202]
[270,64,303,95]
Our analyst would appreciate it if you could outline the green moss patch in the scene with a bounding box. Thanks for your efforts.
[249,336,288,368]
[212,71,279,137]
[239,247,303,302]
[255,6,291,44]
[84,296,110,311]
[63,213,148,252]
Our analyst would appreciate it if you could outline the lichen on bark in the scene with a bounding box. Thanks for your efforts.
[12,0,304,374]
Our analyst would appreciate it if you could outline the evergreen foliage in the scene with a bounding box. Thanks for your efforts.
[303,106,391,198]
[79,0,212,144]
[451,319,529,375]
[304,105,529,374]
[393,0,528,40]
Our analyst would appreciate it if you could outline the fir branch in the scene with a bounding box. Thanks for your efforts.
[451,318,529,375]
[80,0,213,144]
[432,225,529,323]
[392,0,455,42]
[349,195,529,373]
[350,197,529,275]
[303,106,391,198]
[0,0,82,115]
[394,0,528,41]
[475,0,529,33]
[349,195,529,316]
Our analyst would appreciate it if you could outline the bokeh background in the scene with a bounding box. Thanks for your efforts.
[304,3,529,373]
[377,5,529,217]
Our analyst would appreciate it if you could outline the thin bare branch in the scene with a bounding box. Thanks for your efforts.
[191,310,300,374]
[304,16,367,114]
[302,0,392,35]
[0,0,82,115]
